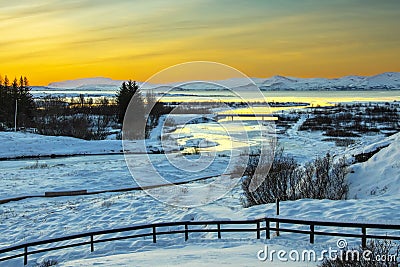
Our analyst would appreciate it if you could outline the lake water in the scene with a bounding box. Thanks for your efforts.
[160,90,400,105]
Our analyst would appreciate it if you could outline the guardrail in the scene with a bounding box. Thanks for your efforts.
[1,217,399,265]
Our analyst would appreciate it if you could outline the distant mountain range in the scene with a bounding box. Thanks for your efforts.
[48,77,124,89]
[46,72,400,91]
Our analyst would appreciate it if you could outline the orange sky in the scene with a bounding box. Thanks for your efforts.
[1,0,399,85]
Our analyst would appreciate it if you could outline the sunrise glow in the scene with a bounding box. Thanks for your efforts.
[1,0,399,85]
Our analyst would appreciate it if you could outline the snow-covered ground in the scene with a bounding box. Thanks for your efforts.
[0,132,123,159]
[58,242,319,267]
[1,105,399,266]
[1,183,399,266]
[0,147,230,200]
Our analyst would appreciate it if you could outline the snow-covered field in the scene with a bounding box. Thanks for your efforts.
[0,132,123,159]
[1,103,399,266]
[0,147,231,200]
[1,181,399,266]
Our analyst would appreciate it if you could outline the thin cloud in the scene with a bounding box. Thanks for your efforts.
[1,0,400,85]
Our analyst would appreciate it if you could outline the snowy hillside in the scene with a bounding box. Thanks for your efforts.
[347,132,400,199]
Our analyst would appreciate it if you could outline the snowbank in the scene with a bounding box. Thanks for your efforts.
[347,132,400,198]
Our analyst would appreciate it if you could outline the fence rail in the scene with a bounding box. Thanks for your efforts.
[1,217,399,265]
[0,173,225,205]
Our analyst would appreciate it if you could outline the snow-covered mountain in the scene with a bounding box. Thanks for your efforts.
[255,72,400,91]
[46,72,400,91]
[48,77,125,89]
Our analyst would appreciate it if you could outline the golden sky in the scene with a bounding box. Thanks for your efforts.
[1,0,399,85]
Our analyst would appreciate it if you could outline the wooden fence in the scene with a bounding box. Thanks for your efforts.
[0,217,399,265]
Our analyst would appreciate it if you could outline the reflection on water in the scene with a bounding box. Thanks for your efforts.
[159,90,400,105]
[166,90,399,154]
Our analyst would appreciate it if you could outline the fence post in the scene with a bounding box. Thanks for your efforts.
[361,227,366,249]
[266,219,270,239]
[185,224,189,241]
[256,221,260,239]
[152,226,157,243]
[24,246,28,266]
[276,198,280,215]
[217,223,221,239]
[276,198,280,237]
[310,224,315,244]
[90,235,94,252]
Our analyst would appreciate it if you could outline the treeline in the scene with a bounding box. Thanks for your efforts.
[0,75,35,129]
[0,75,170,140]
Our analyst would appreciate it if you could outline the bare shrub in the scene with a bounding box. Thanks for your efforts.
[101,200,114,208]
[324,129,360,137]
[318,239,400,267]
[299,153,348,200]
[241,148,302,207]
[241,150,349,207]
[23,161,49,169]
[322,138,355,147]
[37,258,58,267]
[36,115,98,140]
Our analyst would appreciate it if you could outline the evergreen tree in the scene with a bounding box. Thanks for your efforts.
[4,75,9,87]
[116,80,144,123]
[116,81,129,123]
[0,75,35,129]
[18,76,35,127]
[0,75,4,125]
[116,80,145,138]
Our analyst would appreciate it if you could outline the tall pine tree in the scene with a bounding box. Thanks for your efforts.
[0,75,35,129]
[116,80,144,123]
[116,80,145,139]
